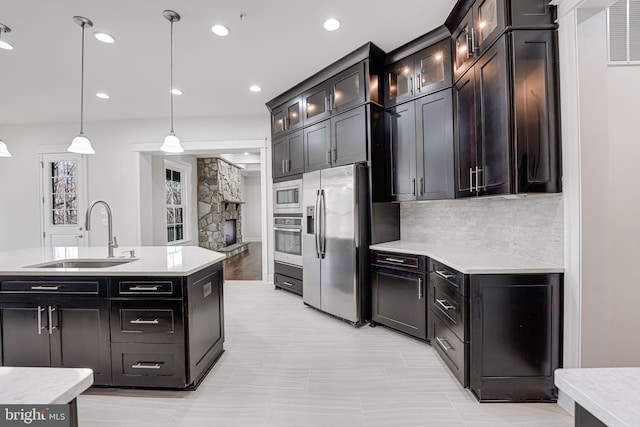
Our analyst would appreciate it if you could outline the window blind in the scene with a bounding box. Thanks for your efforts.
[608,0,640,64]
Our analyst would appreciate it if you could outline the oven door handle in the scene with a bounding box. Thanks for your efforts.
[274,227,302,233]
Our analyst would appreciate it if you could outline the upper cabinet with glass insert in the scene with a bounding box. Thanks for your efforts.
[384,36,452,107]
[302,63,366,126]
[271,95,303,138]
[448,0,555,81]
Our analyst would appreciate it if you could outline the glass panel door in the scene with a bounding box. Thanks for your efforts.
[478,0,498,45]
[274,229,301,256]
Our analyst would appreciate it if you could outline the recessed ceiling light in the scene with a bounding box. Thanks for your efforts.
[323,18,341,32]
[211,24,230,37]
[244,152,250,155]
[249,85,261,93]
[171,88,182,95]
[94,32,116,43]
[96,92,110,99]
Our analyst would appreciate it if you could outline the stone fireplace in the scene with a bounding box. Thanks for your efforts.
[197,158,247,257]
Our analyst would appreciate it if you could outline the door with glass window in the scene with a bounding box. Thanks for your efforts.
[41,153,87,247]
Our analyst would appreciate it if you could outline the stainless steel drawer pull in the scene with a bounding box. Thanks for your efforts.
[436,298,455,311]
[131,362,162,370]
[435,270,455,280]
[435,336,452,351]
[130,318,160,325]
[282,281,294,287]
[31,285,60,291]
[129,285,159,291]
[385,257,406,263]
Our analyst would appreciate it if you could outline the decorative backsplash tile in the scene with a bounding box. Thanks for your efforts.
[400,194,564,264]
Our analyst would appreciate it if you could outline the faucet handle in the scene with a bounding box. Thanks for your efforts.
[121,249,135,258]
[112,236,119,249]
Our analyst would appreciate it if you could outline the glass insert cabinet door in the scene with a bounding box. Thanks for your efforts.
[386,57,414,105]
[473,0,505,54]
[304,84,330,125]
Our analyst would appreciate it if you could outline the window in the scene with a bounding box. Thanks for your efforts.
[607,0,640,64]
[165,161,189,243]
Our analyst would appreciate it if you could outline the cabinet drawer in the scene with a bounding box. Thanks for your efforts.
[432,314,468,387]
[274,273,302,296]
[110,300,184,343]
[112,278,182,298]
[0,279,104,295]
[374,252,425,272]
[429,260,466,295]
[430,275,466,342]
[111,342,186,388]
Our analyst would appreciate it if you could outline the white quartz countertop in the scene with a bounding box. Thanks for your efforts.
[0,367,93,404]
[0,246,226,276]
[369,241,563,274]
[555,368,640,427]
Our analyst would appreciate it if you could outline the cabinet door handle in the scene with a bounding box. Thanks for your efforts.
[287,159,291,173]
[284,116,289,130]
[47,306,57,335]
[130,318,160,325]
[476,167,483,190]
[332,148,337,163]
[465,33,471,59]
[435,336,452,351]
[418,278,423,300]
[327,149,332,165]
[329,93,334,111]
[131,362,162,370]
[409,77,414,96]
[471,27,477,53]
[324,96,329,113]
[129,285,159,291]
[436,298,455,311]
[419,177,424,196]
[384,257,405,264]
[469,167,476,193]
[435,270,455,280]
[31,285,60,291]
[412,178,416,196]
[37,306,46,335]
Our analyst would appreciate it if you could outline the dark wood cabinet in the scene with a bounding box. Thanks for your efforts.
[271,96,303,138]
[371,251,427,340]
[454,31,560,197]
[0,279,111,385]
[274,262,303,296]
[385,38,452,107]
[303,63,367,127]
[449,0,555,81]
[304,105,368,173]
[389,90,455,202]
[0,262,225,390]
[469,273,562,402]
[272,130,304,179]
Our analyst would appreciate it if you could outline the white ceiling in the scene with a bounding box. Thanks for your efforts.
[0,0,456,126]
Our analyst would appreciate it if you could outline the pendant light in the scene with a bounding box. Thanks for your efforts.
[0,24,13,157]
[160,10,184,153]
[68,16,95,154]
[0,23,14,50]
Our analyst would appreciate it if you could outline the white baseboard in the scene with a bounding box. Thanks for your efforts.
[243,237,262,243]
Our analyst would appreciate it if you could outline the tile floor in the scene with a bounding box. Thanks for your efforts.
[79,281,574,426]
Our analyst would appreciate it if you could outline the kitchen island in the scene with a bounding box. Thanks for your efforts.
[0,246,225,389]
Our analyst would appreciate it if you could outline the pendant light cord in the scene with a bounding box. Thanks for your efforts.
[80,22,85,135]
[170,19,174,134]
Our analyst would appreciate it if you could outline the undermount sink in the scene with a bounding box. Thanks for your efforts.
[26,258,139,269]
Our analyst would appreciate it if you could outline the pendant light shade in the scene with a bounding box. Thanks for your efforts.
[160,10,184,154]
[68,16,95,154]
[0,23,14,51]
[0,139,12,157]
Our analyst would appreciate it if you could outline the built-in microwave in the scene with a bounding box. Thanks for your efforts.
[273,179,302,214]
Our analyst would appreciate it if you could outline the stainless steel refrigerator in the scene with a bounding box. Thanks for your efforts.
[303,164,369,324]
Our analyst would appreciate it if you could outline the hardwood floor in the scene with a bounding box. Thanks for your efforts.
[223,241,262,281]
[78,282,574,427]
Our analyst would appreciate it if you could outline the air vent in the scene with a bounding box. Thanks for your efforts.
[608,0,640,64]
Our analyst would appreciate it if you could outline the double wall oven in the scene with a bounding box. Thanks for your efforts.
[273,179,303,267]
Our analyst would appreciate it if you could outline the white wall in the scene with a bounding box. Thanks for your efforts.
[577,10,640,366]
[0,114,269,253]
[242,175,263,242]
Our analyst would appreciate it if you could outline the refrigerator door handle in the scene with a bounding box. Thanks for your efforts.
[319,189,326,258]
[314,190,321,258]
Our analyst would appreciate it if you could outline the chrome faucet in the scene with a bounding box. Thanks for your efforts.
[85,200,118,258]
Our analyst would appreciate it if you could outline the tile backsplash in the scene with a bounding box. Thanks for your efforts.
[400,193,564,264]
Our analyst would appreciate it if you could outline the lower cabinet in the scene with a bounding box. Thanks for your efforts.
[371,251,427,340]
[0,262,225,390]
[274,262,303,296]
